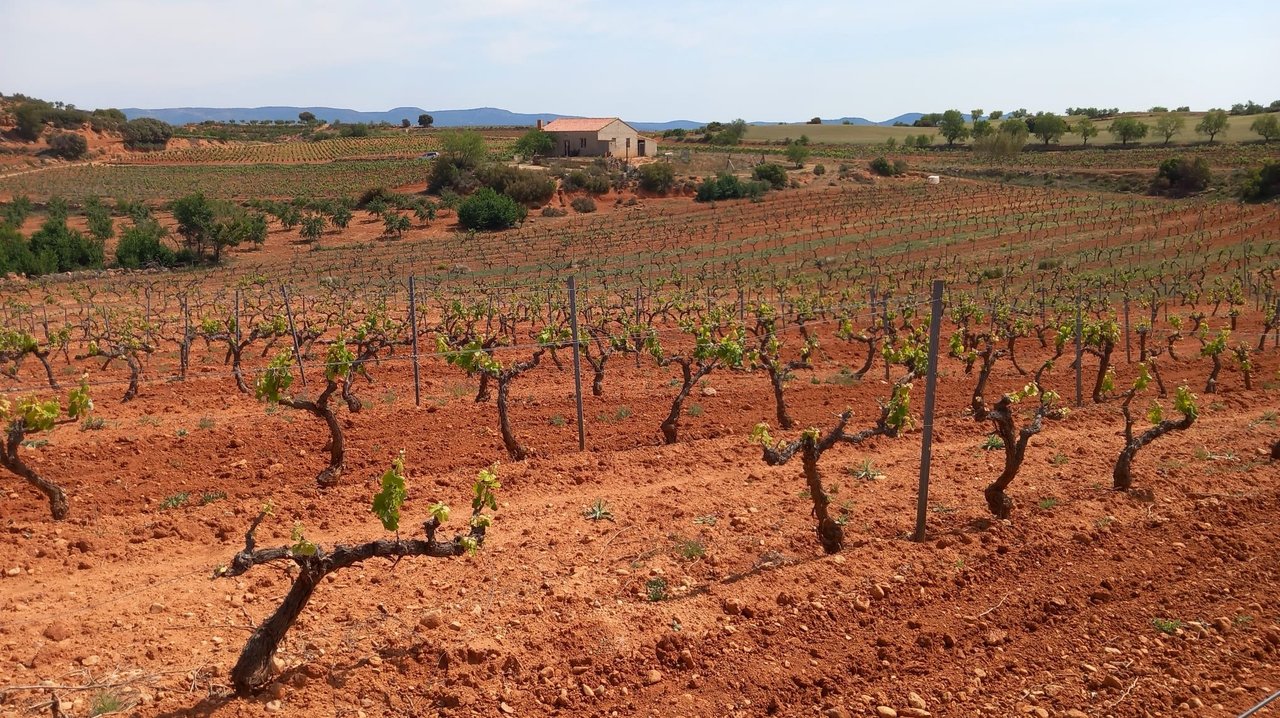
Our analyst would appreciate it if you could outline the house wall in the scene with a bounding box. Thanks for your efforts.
[548,121,658,158]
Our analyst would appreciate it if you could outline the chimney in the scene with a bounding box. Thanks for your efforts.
[537,119,543,130]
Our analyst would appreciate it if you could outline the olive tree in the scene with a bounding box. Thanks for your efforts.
[1195,110,1229,143]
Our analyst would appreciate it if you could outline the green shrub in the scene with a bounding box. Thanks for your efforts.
[813,163,826,176]
[47,133,88,159]
[474,164,555,204]
[694,172,769,202]
[1150,157,1211,197]
[1240,161,1280,202]
[752,163,788,189]
[27,217,104,273]
[340,123,371,138]
[869,157,906,176]
[637,162,676,193]
[457,188,526,230]
[564,169,611,194]
[570,196,597,213]
[115,220,177,269]
[541,206,567,217]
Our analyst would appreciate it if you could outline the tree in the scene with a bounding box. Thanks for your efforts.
[439,129,487,169]
[1153,114,1185,146]
[513,128,554,158]
[708,119,748,145]
[122,118,173,150]
[115,219,176,268]
[971,119,994,139]
[418,113,433,128]
[298,111,316,123]
[938,109,970,146]
[988,110,1003,120]
[299,213,326,243]
[807,116,822,124]
[1,386,93,520]
[400,118,410,128]
[1250,114,1280,143]
[1108,117,1149,146]
[970,109,984,123]
[1032,112,1068,145]
[1195,110,1229,143]
[47,132,87,159]
[1076,117,1099,146]
[784,141,811,167]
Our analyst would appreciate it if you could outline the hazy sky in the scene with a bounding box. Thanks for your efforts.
[2,0,1277,122]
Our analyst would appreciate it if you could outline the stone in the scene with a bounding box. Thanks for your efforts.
[645,669,664,685]
[876,707,898,718]
[148,602,166,614]
[43,622,72,642]
[80,655,101,667]
[908,692,927,710]
[419,611,443,629]
[1065,710,1090,718]
[264,699,283,712]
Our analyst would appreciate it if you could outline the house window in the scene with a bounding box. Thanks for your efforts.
[580,138,586,148]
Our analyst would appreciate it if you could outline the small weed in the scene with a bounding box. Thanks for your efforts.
[1037,497,1060,510]
[614,405,632,421]
[1208,401,1226,412]
[1152,617,1183,635]
[1049,452,1069,466]
[22,439,49,449]
[670,618,682,632]
[1193,446,1211,461]
[953,558,966,571]
[686,403,704,417]
[197,416,215,430]
[549,414,566,427]
[382,390,397,405]
[175,428,188,437]
[823,367,858,387]
[982,435,1005,451]
[200,491,227,506]
[160,492,190,510]
[1095,515,1114,529]
[137,416,161,427]
[80,416,106,431]
[1234,614,1254,626]
[1250,410,1277,427]
[674,536,705,560]
[848,459,884,481]
[645,577,668,602]
[929,503,956,514]
[693,514,718,526]
[582,499,615,522]
[90,692,124,717]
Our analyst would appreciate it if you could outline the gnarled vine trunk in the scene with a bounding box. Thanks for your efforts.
[282,383,343,487]
[219,512,487,695]
[1,421,68,520]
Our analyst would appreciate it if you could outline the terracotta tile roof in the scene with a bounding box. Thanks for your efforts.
[542,118,618,132]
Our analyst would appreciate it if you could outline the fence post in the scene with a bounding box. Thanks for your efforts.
[281,286,307,389]
[408,275,421,407]
[234,289,242,345]
[180,300,191,381]
[634,285,643,368]
[1123,296,1131,364]
[1074,291,1083,408]
[568,276,586,451]
[913,279,944,543]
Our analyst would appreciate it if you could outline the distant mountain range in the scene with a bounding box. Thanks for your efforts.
[119,106,936,130]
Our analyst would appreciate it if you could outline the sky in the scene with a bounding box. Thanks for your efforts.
[2,0,1277,123]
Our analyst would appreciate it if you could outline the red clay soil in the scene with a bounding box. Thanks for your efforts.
[2,315,1279,717]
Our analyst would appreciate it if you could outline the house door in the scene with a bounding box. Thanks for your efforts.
[637,139,646,157]
[563,140,570,157]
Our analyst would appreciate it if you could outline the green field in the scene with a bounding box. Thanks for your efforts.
[745,111,1280,147]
